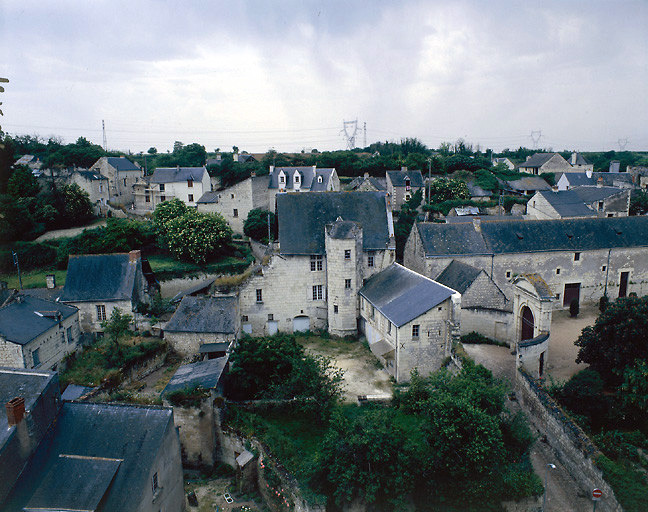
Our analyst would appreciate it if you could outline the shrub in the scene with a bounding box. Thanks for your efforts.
[461,332,507,347]
[166,386,210,408]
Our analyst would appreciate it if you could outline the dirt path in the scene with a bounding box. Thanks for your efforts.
[35,220,106,241]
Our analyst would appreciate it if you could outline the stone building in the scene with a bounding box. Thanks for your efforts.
[386,168,424,210]
[134,166,211,210]
[556,170,636,191]
[404,216,648,309]
[0,295,81,371]
[517,152,572,175]
[69,170,109,214]
[568,152,593,171]
[347,173,387,192]
[238,191,395,336]
[358,263,461,382]
[164,295,239,358]
[526,187,630,220]
[89,156,142,205]
[501,176,551,196]
[60,250,156,332]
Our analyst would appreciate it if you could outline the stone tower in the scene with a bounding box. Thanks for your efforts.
[325,217,363,337]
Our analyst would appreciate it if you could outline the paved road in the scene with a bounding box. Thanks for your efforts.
[35,220,107,241]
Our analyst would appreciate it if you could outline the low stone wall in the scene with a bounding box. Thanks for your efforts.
[515,368,622,512]
[126,350,167,381]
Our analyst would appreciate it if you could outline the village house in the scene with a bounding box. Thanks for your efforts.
[501,175,551,196]
[527,187,631,220]
[517,152,573,175]
[69,169,109,214]
[492,157,515,170]
[1,368,185,512]
[14,154,42,172]
[404,216,648,309]
[134,165,211,210]
[358,263,461,383]
[0,295,81,371]
[556,170,637,191]
[568,152,593,171]
[89,156,142,205]
[60,250,157,332]
[627,166,648,190]
[267,165,340,208]
[238,191,395,337]
[347,173,387,192]
[164,295,239,359]
[386,168,425,210]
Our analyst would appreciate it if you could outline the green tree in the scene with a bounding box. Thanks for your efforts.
[101,308,132,347]
[0,194,35,242]
[165,210,232,263]
[244,208,276,242]
[429,177,470,202]
[621,359,648,414]
[629,190,648,216]
[147,147,157,155]
[61,183,93,224]
[575,296,648,386]
[7,165,39,197]
[152,198,187,230]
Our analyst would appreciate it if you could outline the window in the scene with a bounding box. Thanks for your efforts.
[556,268,561,275]
[256,289,263,303]
[159,184,165,191]
[268,314,274,321]
[32,348,40,366]
[96,304,107,322]
[152,472,159,493]
[160,195,166,202]
[187,179,193,188]
[387,321,391,334]
[295,174,300,183]
[66,326,72,342]
[310,255,323,271]
[574,252,581,261]
[506,271,511,279]
[344,250,351,260]
[313,285,323,300]
[602,265,607,272]
[233,209,238,217]
[241,315,249,322]
[334,304,338,314]
[279,175,285,183]
[405,194,411,201]
[188,194,194,202]
[145,194,150,203]
[607,213,614,217]
[368,255,374,267]
[317,176,323,183]
[556,293,560,301]
[231,194,235,199]
[123,178,127,186]
[598,201,604,211]
[345,279,352,289]
[412,324,420,338]
[405,178,411,191]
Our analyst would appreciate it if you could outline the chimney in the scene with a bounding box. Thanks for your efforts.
[250,171,256,177]
[526,156,531,161]
[46,274,56,289]
[597,177,604,188]
[176,164,180,171]
[269,165,274,175]
[364,172,369,179]
[571,152,577,165]
[586,169,592,179]
[401,166,407,172]
[129,250,141,263]
[312,165,316,173]
[6,397,26,426]
[472,217,482,232]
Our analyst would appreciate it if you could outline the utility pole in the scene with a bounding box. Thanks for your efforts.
[341,119,359,150]
[12,251,22,290]
[617,138,629,151]
[427,157,432,205]
[102,120,107,152]
[363,122,367,148]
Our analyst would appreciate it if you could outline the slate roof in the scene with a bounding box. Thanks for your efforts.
[171,278,215,303]
[571,153,590,166]
[269,167,335,190]
[348,176,387,191]
[416,216,648,257]
[327,219,361,239]
[504,176,551,192]
[537,190,597,218]
[444,215,525,224]
[572,186,627,203]
[0,367,57,448]
[518,153,559,169]
[106,157,140,172]
[60,253,141,302]
[61,384,96,401]
[4,402,174,512]
[165,295,237,334]
[197,191,219,204]
[74,169,107,181]
[0,295,78,345]
[359,263,456,327]
[150,166,207,184]
[435,260,483,294]
[162,356,229,395]
[277,192,391,255]
[386,169,424,187]
[559,172,635,188]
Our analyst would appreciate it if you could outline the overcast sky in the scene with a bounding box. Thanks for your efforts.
[1,0,647,154]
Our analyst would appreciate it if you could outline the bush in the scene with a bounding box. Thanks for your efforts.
[461,332,507,347]
[0,241,59,273]
[166,386,210,408]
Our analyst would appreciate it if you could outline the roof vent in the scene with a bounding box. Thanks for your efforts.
[515,232,523,240]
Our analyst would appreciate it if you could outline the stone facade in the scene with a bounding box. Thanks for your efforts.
[134,167,211,211]
[527,189,630,220]
[69,171,109,214]
[164,331,236,359]
[518,153,572,175]
[72,299,133,333]
[89,157,142,205]
[386,168,425,211]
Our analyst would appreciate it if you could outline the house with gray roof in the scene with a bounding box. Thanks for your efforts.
[89,156,142,205]
[238,191,396,337]
[405,216,648,308]
[556,170,637,191]
[358,263,460,382]
[3,400,185,512]
[386,167,425,210]
[568,152,593,171]
[0,295,81,371]
[60,250,155,332]
[527,187,630,220]
[501,175,551,195]
[347,173,387,192]
[492,157,515,170]
[134,165,211,210]
[517,152,572,175]
[164,295,239,358]
[69,169,109,213]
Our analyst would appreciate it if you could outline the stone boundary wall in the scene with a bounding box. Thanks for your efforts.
[126,350,167,381]
[515,368,622,512]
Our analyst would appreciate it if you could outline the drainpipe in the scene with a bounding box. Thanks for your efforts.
[395,328,399,383]
[603,248,612,297]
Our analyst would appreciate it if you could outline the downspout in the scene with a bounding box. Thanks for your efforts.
[395,328,399,383]
[603,248,612,297]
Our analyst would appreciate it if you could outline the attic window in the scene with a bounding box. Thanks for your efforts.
[317,176,323,183]
[279,175,285,183]
[294,174,300,183]
[574,252,581,261]
[566,233,573,239]
[405,178,411,191]
[515,232,523,240]
[187,179,193,188]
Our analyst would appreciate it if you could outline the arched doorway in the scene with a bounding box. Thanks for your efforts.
[293,316,310,333]
[520,306,535,341]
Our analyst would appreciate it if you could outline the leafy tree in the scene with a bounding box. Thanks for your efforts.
[621,359,648,414]
[243,208,276,242]
[429,177,470,202]
[164,210,232,263]
[394,190,422,261]
[147,147,157,154]
[629,190,648,216]
[152,198,187,230]
[0,194,35,242]
[101,308,132,365]
[61,183,93,224]
[7,165,39,197]
[575,296,648,386]
[556,368,608,428]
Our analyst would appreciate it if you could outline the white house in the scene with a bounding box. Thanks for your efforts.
[134,166,211,210]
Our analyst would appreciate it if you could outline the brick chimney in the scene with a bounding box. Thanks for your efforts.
[129,250,141,263]
[269,165,274,175]
[401,166,407,172]
[46,274,56,289]
[6,397,26,426]
[597,177,604,188]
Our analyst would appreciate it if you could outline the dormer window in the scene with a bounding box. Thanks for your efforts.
[405,178,411,191]
[317,176,323,183]
[294,173,300,184]
[279,175,285,184]
[187,179,193,188]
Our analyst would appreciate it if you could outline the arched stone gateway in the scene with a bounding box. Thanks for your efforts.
[520,306,535,342]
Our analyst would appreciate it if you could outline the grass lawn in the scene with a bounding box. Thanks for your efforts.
[0,269,67,289]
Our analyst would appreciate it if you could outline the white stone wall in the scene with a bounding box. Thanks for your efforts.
[89,158,141,205]
[71,300,133,332]
[160,171,211,207]
[0,339,23,367]
[460,307,513,343]
[164,331,236,358]
[70,173,109,211]
[526,193,560,219]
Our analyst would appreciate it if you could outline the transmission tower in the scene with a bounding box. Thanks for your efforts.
[102,120,108,152]
[363,122,367,148]
[341,119,359,150]
[530,130,542,149]
[617,138,629,151]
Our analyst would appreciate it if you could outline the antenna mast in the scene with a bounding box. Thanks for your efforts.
[102,120,107,152]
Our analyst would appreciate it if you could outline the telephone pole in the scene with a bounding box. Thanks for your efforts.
[102,120,108,152]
